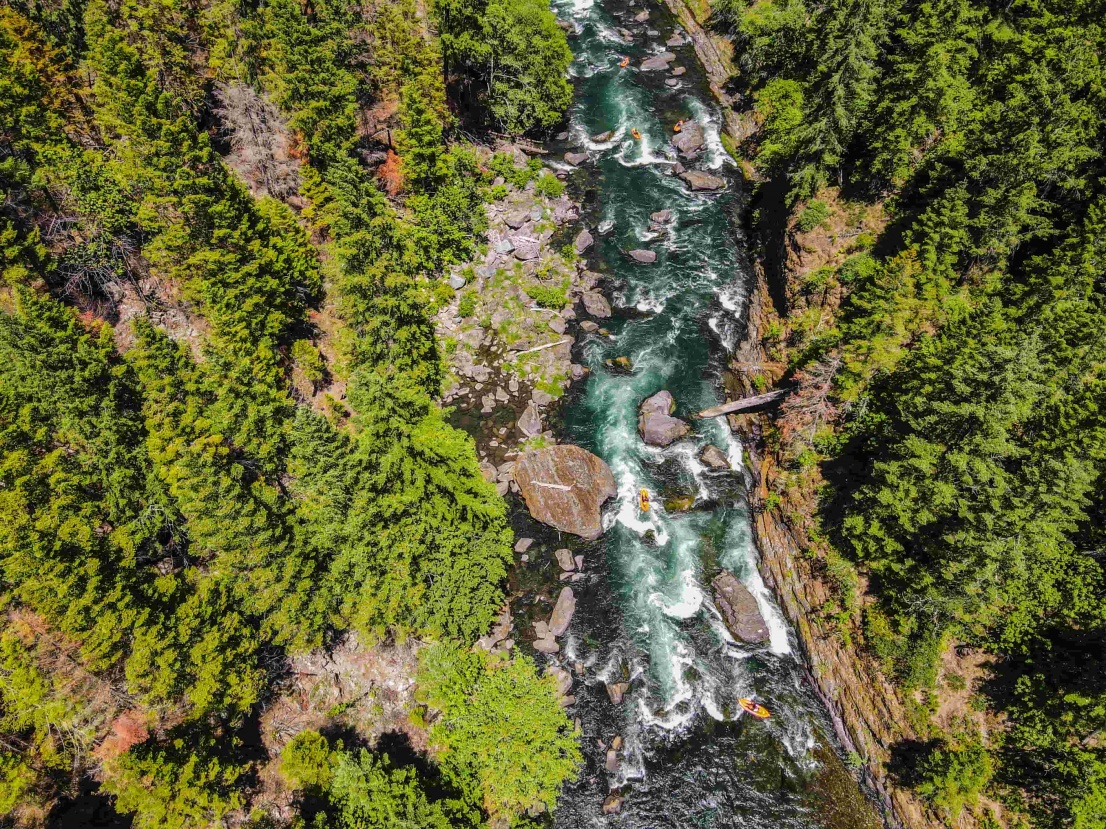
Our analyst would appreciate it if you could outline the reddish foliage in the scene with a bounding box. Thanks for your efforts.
[778,356,842,449]
[377,150,404,197]
[96,710,150,760]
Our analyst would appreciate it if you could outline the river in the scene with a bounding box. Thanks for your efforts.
[527,0,887,825]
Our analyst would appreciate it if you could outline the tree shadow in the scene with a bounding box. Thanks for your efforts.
[886,738,942,789]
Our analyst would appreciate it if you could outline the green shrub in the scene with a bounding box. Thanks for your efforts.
[524,281,568,309]
[915,740,993,821]
[854,231,877,250]
[796,199,831,233]
[534,173,564,199]
[488,183,508,201]
[837,252,878,284]
[280,731,335,791]
[458,292,477,317]
[291,339,326,385]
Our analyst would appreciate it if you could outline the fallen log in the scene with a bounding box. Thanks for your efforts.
[695,389,790,419]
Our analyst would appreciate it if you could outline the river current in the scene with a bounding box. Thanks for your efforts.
[529,0,886,826]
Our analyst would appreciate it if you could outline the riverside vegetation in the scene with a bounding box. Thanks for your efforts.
[701,0,1106,826]
[0,0,580,826]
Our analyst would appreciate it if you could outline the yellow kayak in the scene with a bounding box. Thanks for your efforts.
[738,698,771,719]
[639,488,650,512]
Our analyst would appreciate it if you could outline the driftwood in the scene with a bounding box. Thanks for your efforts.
[695,389,790,419]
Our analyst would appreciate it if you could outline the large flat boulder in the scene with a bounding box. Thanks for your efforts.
[680,170,726,191]
[640,52,676,71]
[514,445,617,539]
[638,390,690,447]
[629,249,657,263]
[712,571,769,644]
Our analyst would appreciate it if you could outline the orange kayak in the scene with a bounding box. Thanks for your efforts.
[639,488,650,512]
[674,120,684,133]
[619,57,630,67]
[738,698,771,719]
[631,128,642,140]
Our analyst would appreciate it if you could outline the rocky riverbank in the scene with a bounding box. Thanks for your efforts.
[435,144,613,489]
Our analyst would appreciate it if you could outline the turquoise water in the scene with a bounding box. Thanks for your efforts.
[539,0,884,825]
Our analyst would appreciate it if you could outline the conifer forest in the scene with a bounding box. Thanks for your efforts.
[0,0,1104,827]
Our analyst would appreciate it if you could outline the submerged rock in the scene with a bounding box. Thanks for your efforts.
[700,444,730,470]
[549,587,577,636]
[605,356,634,374]
[680,170,726,191]
[513,446,617,539]
[605,748,620,773]
[638,390,690,447]
[712,570,770,644]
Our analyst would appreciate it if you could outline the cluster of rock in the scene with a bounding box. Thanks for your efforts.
[638,390,690,447]
[532,586,576,655]
[436,146,619,470]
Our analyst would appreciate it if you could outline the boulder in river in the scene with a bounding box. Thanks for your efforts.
[592,130,615,143]
[513,445,617,539]
[582,291,612,318]
[712,570,770,644]
[549,587,577,636]
[638,390,690,447]
[640,52,676,71]
[700,444,731,470]
[672,120,706,159]
[629,249,657,263]
[606,681,629,704]
[602,794,624,814]
[650,209,673,224]
[633,9,649,21]
[565,151,588,166]
[680,170,727,191]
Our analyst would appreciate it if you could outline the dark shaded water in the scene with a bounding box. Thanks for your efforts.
[524,0,887,825]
